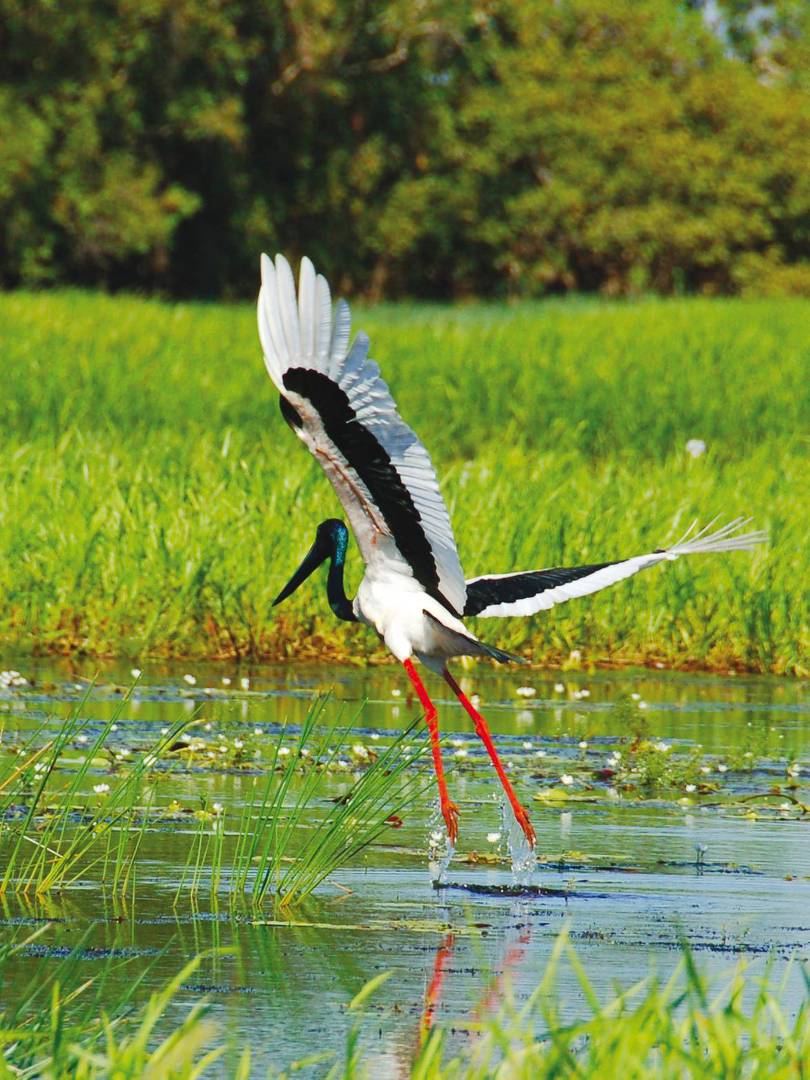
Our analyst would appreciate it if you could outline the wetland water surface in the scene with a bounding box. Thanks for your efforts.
[1,658,808,1074]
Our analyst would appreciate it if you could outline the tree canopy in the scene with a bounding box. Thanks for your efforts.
[1,0,808,298]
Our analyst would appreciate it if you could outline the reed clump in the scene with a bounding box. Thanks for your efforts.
[0,690,425,907]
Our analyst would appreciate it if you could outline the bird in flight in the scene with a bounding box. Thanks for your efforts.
[257,253,765,849]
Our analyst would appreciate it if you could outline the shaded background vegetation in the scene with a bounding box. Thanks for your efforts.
[1,0,809,299]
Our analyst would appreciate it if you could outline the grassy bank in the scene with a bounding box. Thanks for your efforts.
[1,290,807,673]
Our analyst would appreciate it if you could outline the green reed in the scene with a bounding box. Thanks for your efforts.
[0,687,192,895]
[403,929,810,1079]
[1,691,426,908]
[0,289,807,672]
[2,926,806,1078]
[175,700,428,909]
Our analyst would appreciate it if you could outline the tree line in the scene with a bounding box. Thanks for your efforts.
[1,0,808,299]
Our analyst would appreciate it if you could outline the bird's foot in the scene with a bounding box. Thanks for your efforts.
[441,798,460,846]
[512,803,536,848]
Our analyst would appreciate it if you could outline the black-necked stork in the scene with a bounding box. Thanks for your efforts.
[258,253,766,849]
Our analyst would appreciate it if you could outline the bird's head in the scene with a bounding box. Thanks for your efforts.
[273,519,349,607]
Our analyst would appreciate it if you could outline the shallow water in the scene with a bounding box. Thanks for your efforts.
[1,658,808,1075]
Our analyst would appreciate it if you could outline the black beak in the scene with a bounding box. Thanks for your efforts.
[272,535,329,606]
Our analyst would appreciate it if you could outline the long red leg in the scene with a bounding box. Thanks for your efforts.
[420,932,455,1042]
[403,659,459,844]
[443,669,536,847]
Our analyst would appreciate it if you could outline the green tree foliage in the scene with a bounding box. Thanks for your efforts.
[0,0,808,297]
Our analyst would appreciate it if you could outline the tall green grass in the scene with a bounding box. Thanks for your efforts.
[2,927,807,1077]
[0,693,424,906]
[405,930,810,1079]
[1,290,806,672]
[0,928,235,1079]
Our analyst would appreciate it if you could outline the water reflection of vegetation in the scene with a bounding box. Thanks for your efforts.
[2,926,807,1078]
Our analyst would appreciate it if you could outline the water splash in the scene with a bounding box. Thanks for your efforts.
[501,799,537,885]
[427,803,455,884]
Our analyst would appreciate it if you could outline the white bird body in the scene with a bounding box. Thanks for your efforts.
[257,251,767,848]
[354,571,487,674]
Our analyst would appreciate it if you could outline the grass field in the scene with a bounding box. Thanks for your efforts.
[1,290,807,673]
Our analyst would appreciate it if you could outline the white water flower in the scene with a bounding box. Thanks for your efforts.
[233,739,244,750]
[454,748,468,759]
[535,749,547,758]
[391,688,402,697]
[33,762,47,774]
[560,774,574,786]
[686,438,707,458]
[700,766,712,774]
[183,673,196,686]
[240,677,250,690]
[212,802,223,815]
[131,668,141,679]
[638,701,648,710]
[631,693,641,701]
[352,744,369,759]
[654,742,671,753]
[554,683,565,693]
[685,784,697,793]
[76,734,88,744]
[787,763,801,777]
[487,832,501,844]
[717,763,728,773]
[278,746,290,757]
[1,669,28,687]
[370,732,380,741]
[522,741,533,750]
[578,740,588,750]
[93,783,110,795]
[516,686,536,698]
[221,677,232,686]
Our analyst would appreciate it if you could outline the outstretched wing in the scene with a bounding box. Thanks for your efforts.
[258,253,466,617]
[465,518,766,618]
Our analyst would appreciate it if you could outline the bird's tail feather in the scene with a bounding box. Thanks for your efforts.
[665,516,768,558]
[421,610,527,666]
[478,641,528,665]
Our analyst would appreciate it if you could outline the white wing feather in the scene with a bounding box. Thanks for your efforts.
[468,518,766,618]
[258,253,467,615]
